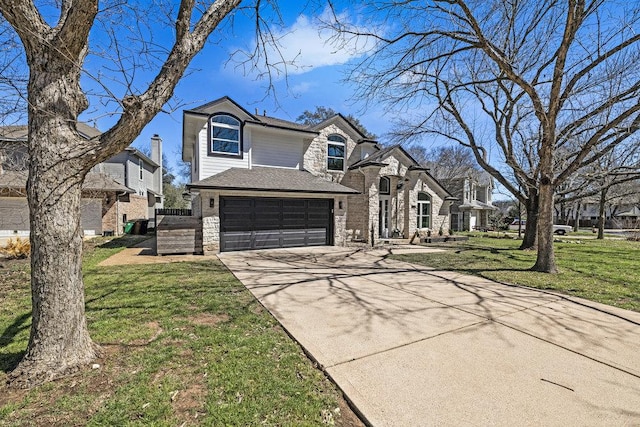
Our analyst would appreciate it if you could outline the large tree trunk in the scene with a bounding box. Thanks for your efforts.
[532,180,558,273]
[597,187,607,240]
[8,40,97,388]
[520,194,538,250]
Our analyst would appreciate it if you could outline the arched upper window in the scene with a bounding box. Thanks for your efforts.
[417,192,431,229]
[209,114,241,156]
[379,176,390,195]
[327,134,346,171]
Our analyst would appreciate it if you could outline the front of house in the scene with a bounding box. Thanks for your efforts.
[183,97,454,252]
[443,172,496,231]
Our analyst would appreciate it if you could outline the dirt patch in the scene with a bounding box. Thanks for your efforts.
[336,396,367,427]
[188,313,230,327]
[0,345,124,426]
[171,381,207,422]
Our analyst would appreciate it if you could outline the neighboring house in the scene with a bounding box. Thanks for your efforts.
[181,96,454,252]
[0,124,163,237]
[91,134,164,231]
[561,200,640,228]
[0,170,132,237]
[615,206,640,228]
[442,171,496,231]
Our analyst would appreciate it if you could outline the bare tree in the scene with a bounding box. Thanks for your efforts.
[405,145,480,181]
[0,0,280,387]
[556,140,640,237]
[328,0,640,272]
[296,105,376,138]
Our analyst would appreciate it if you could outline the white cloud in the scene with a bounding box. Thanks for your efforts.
[247,7,376,77]
[290,81,315,95]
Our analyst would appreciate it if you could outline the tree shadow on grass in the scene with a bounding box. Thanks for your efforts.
[97,235,151,250]
[0,312,30,373]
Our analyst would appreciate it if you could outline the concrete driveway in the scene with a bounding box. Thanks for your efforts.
[218,246,640,426]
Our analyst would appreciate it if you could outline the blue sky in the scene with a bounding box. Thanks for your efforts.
[88,1,391,180]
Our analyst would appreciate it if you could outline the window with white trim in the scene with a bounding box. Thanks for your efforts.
[209,114,241,156]
[138,158,143,180]
[327,134,346,171]
[417,192,431,229]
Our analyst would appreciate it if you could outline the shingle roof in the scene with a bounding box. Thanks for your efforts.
[0,122,102,141]
[247,115,316,133]
[188,167,359,195]
[349,145,406,169]
[458,201,497,211]
[0,171,132,193]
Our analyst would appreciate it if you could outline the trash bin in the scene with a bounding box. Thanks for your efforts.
[139,219,149,235]
[124,220,135,234]
[132,219,142,235]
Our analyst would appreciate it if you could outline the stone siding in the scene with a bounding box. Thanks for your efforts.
[304,124,358,181]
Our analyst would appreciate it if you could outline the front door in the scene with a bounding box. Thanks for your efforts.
[379,197,390,238]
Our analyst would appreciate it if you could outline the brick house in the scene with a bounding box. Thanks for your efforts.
[181,96,454,252]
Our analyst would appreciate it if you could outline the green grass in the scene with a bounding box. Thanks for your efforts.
[391,236,640,312]
[0,237,349,426]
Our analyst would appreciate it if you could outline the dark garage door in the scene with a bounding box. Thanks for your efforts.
[220,196,333,252]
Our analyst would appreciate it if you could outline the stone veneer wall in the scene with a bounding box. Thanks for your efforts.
[303,124,358,181]
[405,175,448,237]
[340,171,367,240]
[199,191,220,253]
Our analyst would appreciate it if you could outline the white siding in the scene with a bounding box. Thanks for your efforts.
[198,125,250,180]
[251,129,302,169]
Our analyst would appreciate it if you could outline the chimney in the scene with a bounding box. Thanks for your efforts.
[150,134,163,204]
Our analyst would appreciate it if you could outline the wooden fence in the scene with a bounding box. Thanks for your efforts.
[155,213,203,255]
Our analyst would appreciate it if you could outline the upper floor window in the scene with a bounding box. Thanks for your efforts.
[379,176,390,195]
[138,158,143,180]
[209,114,241,156]
[417,192,431,229]
[327,134,346,171]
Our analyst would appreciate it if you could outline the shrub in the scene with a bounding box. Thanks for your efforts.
[2,237,31,259]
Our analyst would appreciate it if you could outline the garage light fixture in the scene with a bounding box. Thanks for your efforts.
[209,198,215,208]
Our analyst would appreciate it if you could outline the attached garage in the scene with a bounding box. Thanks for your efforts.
[187,167,359,253]
[220,196,333,252]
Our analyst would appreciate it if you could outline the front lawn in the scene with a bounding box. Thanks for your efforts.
[391,236,640,312]
[0,237,360,426]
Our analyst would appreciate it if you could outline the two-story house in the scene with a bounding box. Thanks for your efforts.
[181,96,454,252]
[0,123,163,237]
[442,171,496,231]
[91,134,164,231]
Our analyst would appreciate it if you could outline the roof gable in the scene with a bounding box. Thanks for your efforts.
[350,144,420,169]
[311,114,368,142]
[185,96,257,121]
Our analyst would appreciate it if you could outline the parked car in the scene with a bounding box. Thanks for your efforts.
[508,219,526,231]
[508,220,572,235]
